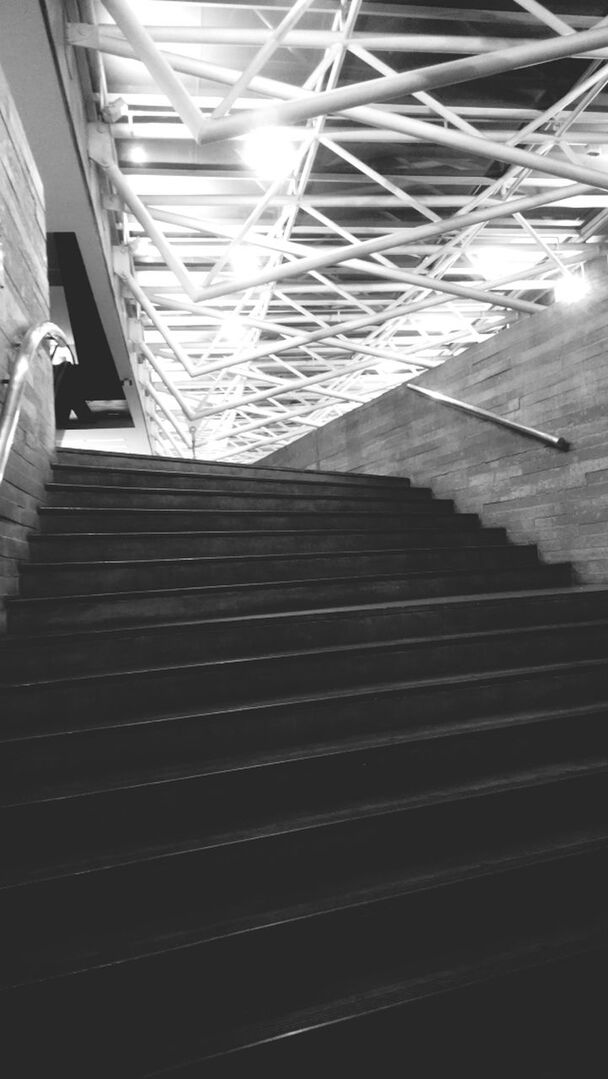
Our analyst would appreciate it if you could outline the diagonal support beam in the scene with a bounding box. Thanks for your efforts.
[99,0,207,140]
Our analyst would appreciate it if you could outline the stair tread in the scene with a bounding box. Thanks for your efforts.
[46,481,427,502]
[2,584,605,646]
[39,505,454,520]
[4,758,607,889]
[54,448,411,483]
[6,830,605,992]
[4,618,608,691]
[2,651,607,741]
[4,699,606,800]
[30,523,481,541]
[9,563,564,608]
[21,542,516,571]
[147,924,608,1067]
[52,461,412,487]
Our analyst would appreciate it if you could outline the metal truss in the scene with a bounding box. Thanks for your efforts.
[71,0,608,461]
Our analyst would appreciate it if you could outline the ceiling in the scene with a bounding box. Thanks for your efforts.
[69,0,608,460]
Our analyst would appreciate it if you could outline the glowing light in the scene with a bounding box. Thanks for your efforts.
[230,246,260,279]
[220,314,248,345]
[240,127,299,180]
[129,145,148,164]
[553,274,590,303]
[470,246,539,280]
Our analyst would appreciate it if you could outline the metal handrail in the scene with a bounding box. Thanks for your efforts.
[407,384,570,451]
[0,322,75,486]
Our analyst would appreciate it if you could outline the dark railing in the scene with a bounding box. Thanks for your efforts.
[407,384,570,451]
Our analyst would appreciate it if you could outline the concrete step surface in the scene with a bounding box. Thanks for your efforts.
[19,543,543,597]
[7,563,573,631]
[2,586,608,681]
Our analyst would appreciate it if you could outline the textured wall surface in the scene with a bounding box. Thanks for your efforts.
[0,60,52,627]
[264,272,608,583]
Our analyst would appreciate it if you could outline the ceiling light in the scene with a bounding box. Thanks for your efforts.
[230,246,260,279]
[130,145,147,164]
[470,247,539,280]
[553,273,590,303]
[240,127,299,180]
[220,314,248,345]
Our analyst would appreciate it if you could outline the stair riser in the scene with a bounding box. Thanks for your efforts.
[7,566,572,632]
[28,525,499,562]
[4,627,608,728]
[52,466,414,497]
[2,589,608,682]
[45,486,432,513]
[2,773,605,970]
[19,546,541,597]
[3,849,606,1073]
[38,505,457,534]
[54,450,411,486]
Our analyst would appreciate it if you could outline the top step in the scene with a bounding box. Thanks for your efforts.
[54,449,412,487]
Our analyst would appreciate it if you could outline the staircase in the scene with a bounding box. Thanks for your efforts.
[1,447,607,1076]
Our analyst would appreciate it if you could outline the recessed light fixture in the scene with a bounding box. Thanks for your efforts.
[240,127,299,180]
[553,273,590,303]
[130,145,147,164]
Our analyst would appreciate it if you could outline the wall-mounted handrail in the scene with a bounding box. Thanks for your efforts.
[407,384,570,451]
[0,322,75,486]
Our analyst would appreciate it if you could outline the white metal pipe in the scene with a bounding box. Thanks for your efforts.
[513,0,575,36]
[77,27,608,148]
[68,23,608,61]
[97,161,197,298]
[145,380,190,445]
[98,0,207,140]
[140,342,196,422]
[212,0,317,119]
[318,136,440,222]
[124,272,198,381]
[357,263,544,314]
[181,25,608,144]
[190,183,594,303]
[151,412,187,458]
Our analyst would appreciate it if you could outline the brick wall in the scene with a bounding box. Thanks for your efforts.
[0,60,52,628]
[263,266,608,583]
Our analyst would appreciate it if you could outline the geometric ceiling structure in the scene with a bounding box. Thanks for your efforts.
[70,0,608,462]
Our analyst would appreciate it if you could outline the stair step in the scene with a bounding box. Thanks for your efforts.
[45,481,433,512]
[3,621,608,728]
[19,544,542,597]
[5,922,605,1078]
[3,819,604,989]
[37,503,458,534]
[191,943,606,1077]
[2,586,607,682]
[28,524,498,561]
[7,563,572,631]
[52,462,416,497]
[54,448,413,485]
[3,766,603,961]
[2,724,605,880]
[2,639,606,741]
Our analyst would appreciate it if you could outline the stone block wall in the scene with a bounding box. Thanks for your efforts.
[0,61,52,628]
[264,270,608,583]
